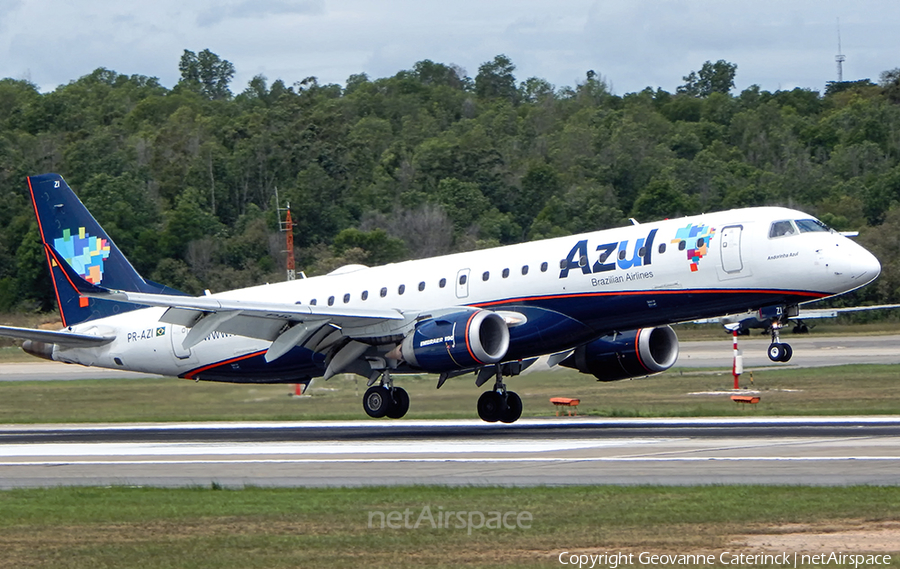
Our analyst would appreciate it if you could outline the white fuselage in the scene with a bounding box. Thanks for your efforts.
[51,207,881,380]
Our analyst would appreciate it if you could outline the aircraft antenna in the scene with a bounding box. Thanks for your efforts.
[835,18,845,82]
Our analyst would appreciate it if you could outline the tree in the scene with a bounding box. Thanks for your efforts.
[178,49,235,100]
[475,55,518,103]
[678,60,737,97]
[880,68,900,104]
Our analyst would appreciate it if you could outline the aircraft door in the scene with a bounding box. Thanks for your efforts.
[456,268,470,299]
[720,225,744,273]
[170,325,192,359]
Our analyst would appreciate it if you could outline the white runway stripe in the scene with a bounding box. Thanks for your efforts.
[1,456,899,466]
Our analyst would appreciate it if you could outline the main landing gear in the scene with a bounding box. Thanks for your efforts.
[362,370,409,419]
[767,320,793,363]
[476,364,522,423]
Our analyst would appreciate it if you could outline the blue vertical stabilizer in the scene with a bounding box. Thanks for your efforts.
[27,173,184,326]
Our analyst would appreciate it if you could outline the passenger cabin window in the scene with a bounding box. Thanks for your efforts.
[439,278,447,288]
[418,281,425,291]
[540,262,548,272]
[678,241,686,251]
[658,243,666,254]
[796,219,830,233]
[328,296,335,306]
[361,290,368,300]
[522,265,529,275]
[380,287,387,298]
[459,274,467,285]
[482,271,490,281]
[502,268,509,278]
[310,299,317,306]
[769,220,797,238]
[343,293,350,304]
[398,284,406,295]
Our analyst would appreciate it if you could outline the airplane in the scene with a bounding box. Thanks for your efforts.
[690,303,900,337]
[0,173,883,423]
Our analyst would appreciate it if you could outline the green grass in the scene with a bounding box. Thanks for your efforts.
[0,364,899,423]
[0,485,896,568]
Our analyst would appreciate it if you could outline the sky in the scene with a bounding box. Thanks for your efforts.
[1,0,898,96]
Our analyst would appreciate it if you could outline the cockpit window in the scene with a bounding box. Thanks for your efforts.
[769,220,797,238]
[795,219,830,233]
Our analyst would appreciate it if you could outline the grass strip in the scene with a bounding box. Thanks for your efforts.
[0,364,899,423]
[0,485,897,568]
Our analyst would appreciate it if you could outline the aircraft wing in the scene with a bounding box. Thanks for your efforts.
[0,325,115,347]
[84,289,410,353]
[686,303,900,330]
[793,303,900,319]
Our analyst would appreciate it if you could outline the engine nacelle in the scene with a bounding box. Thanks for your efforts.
[560,326,679,381]
[399,309,510,372]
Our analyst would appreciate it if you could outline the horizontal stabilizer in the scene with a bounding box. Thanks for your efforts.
[0,325,114,347]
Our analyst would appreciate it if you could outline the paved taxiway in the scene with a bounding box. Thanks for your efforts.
[0,418,898,488]
[674,333,900,368]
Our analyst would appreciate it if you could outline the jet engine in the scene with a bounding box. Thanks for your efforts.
[398,308,510,372]
[560,326,679,381]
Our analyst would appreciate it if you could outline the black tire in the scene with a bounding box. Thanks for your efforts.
[386,387,410,419]
[477,391,506,423]
[767,343,786,362]
[363,385,392,418]
[500,391,522,424]
[779,343,793,362]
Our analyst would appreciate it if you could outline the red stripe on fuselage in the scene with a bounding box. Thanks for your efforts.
[182,350,268,380]
[472,288,827,309]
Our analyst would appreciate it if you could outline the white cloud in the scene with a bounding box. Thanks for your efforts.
[0,0,897,95]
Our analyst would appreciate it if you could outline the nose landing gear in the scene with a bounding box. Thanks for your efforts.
[766,320,793,363]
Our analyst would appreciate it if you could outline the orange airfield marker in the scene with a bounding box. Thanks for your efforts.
[550,397,580,416]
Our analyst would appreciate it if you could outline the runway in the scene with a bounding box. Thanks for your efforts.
[0,417,898,488]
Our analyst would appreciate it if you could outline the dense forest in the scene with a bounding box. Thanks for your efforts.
[1,50,899,316]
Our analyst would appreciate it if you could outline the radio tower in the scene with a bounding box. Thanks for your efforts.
[274,186,297,281]
[835,19,845,82]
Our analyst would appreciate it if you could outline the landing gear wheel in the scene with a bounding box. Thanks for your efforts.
[477,391,506,423]
[363,385,392,418]
[386,387,409,419]
[767,343,792,363]
[779,343,793,362]
[767,343,784,362]
[500,391,522,424]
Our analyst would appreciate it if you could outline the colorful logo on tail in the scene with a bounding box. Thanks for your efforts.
[54,227,111,284]
[671,224,716,272]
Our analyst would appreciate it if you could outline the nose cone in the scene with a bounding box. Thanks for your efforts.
[848,241,881,287]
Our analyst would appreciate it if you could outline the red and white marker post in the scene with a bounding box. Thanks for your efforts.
[731,328,743,389]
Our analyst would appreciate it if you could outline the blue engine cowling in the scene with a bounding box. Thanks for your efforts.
[399,309,510,372]
[560,326,679,381]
